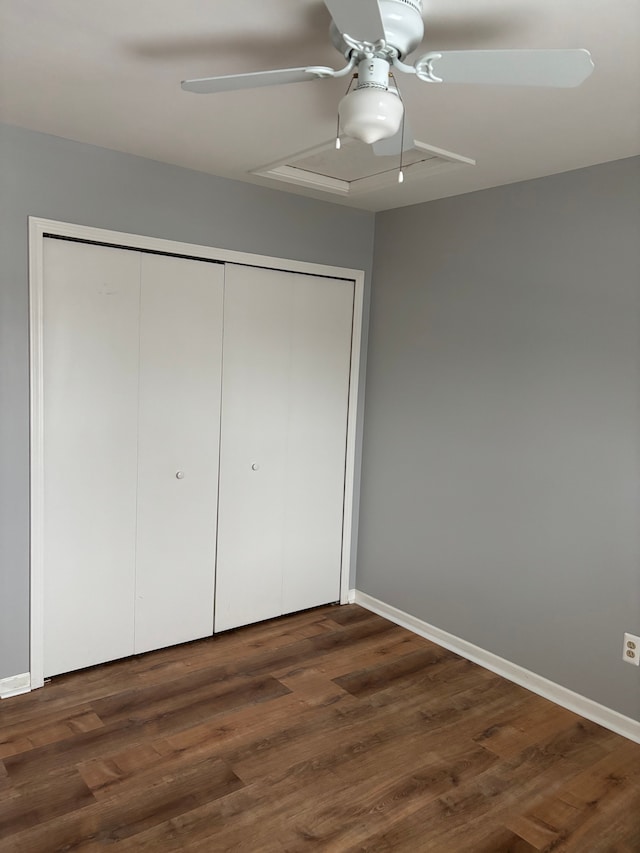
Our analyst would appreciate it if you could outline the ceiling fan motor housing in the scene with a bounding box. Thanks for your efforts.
[330,0,424,59]
[355,56,393,89]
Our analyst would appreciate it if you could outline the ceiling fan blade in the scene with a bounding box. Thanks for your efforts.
[420,49,594,87]
[181,66,332,94]
[323,0,386,43]
[372,119,415,156]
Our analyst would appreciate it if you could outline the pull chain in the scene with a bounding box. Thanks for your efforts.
[390,72,406,183]
[398,112,406,183]
[336,75,357,149]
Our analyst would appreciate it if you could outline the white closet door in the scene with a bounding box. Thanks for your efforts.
[43,239,140,677]
[215,264,353,631]
[280,275,354,614]
[134,254,224,654]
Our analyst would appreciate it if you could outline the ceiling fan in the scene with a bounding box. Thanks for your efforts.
[181,0,594,157]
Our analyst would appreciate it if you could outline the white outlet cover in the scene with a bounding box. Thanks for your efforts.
[623,632,640,666]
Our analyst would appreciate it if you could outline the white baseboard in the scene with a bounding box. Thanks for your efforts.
[351,589,640,745]
[0,672,31,699]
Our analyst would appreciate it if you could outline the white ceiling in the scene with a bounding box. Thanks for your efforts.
[1,0,638,212]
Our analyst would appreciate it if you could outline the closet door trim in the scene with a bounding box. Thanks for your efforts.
[28,216,365,690]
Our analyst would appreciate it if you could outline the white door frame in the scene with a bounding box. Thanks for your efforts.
[29,216,365,690]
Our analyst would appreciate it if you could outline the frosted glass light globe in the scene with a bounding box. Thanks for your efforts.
[338,87,404,145]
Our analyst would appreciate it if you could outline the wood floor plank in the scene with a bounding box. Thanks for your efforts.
[552,782,640,852]
[472,701,583,760]
[325,605,379,626]
[277,666,353,707]
[0,760,16,804]
[554,740,640,807]
[113,787,260,852]
[76,692,309,802]
[0,603,637,852]
[238,614,399,682]
[276,630,427,684]
[470,827,539,851]
[332,645,459,697]
[569,794,640,852]
[2,757,242,852]
[505,796,586,849]
[3,674,290,786]
[0,707,104,759]
[90,668,277,725]
[363,654,500,711]
[343,751,575,852]
[265,744,499,851]
[0,766,96,838]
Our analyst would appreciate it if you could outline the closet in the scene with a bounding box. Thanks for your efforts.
[40,237,354,678]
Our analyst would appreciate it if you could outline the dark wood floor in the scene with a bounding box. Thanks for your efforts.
[1,605,639,852]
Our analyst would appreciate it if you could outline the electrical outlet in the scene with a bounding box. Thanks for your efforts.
[622,633,640,666]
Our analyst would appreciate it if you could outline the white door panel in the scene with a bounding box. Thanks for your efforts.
[281,276,354,614]
[215,264,353,631]
[43,239,140,676]
[134,254,224,654]
[215,267,289,630]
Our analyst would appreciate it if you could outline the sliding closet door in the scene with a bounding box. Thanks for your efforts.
[43,239,140,677]
[215,264,354,631]
[134,254,224,654]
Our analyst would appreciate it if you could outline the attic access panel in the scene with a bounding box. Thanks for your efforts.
[253,138,475,196]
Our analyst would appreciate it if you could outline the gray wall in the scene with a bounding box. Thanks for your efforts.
[358,156,640,721]
[0,122,375,680]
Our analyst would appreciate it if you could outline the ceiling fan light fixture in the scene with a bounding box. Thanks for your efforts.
[338,87,404,145]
